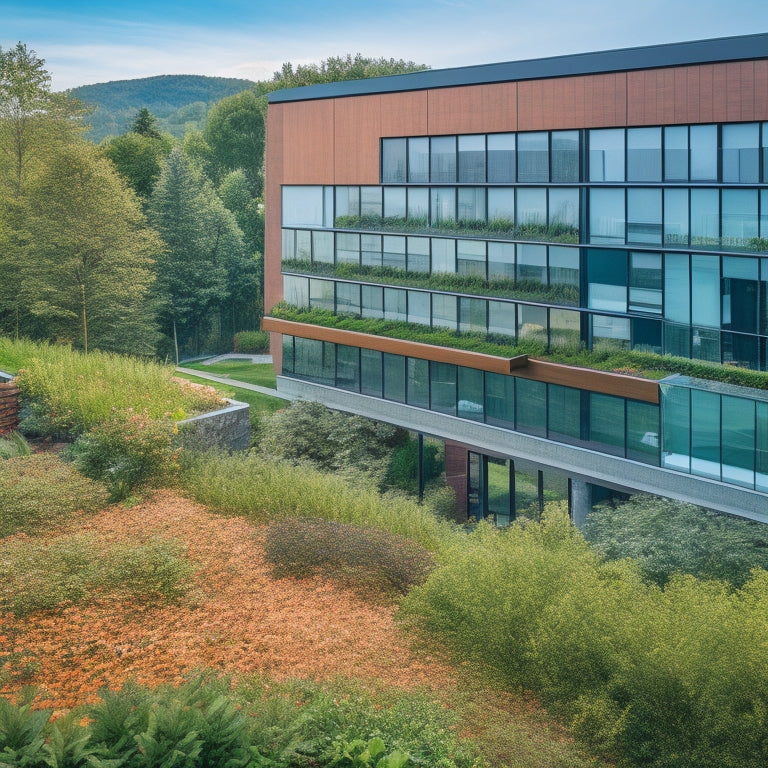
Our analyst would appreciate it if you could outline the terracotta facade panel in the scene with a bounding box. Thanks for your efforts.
[334,95,381,184]
[427,83,517,135]
[282,99,335,184]
[379,90,429,136]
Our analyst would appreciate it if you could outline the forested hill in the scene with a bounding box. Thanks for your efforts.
[71,74,256,141]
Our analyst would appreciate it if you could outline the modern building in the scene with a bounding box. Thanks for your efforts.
[263,33,768,525]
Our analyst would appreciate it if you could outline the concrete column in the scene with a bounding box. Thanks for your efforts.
[570,478,593,529]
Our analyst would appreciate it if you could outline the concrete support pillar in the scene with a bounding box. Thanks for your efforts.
[570,478,593,529]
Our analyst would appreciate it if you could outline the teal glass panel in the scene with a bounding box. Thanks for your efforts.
[384,287,407,321]
[283,275,309,308]
[761,190,768,239]
[691,326,721,363]
[458,134,486,183]
[336,345,360,392]
[661,384,691,472]
[382,235,406,270]
[723,256,759,334]
[407,358,430,408]
[383,353,406,402]
[517,132,549,182]
[547,384,581,444]
[360,348,383,397]
[459,297,487,333]
[690,188,720,248]
[627,188,662,245]
[293,336,318,381]
[488,301,516,340]
[722,332,758,369]
[281,335,294,375]
[691,255,721,327]
[487,133,516,183]
[518,304,547,344]
[722,123,759,183]
[757,402,768,492]
[309,278,334,311]
[432,293,458,330]
[408,137,429,183]
[430,135,456,182]
[663,188,689,247]
[627,127,661,181]
[361,285,383,319]
[551,130,580,183]
[588,248,627,312]
[722,395,755,487]
[517,244,547,283]
[589,393,625,456]
[664,125,688,181]
[516,378,546,437]
[589,128,625,181]
[722,189,758,248]
[589,188,625,244]
[664,253,690,324]
[361,234,382,267]
[485,372,515,427]
[407,236,430,273]
[407,290,431,327]
[626,400,660,465]
[632,317,662,354]
[689,124,717,181]
[430,361,456,415]
[488,241,515,280]
[691,389,721,479]
[381,138,406,183]
[629,251,663,314]
[336,282,360,315]
[458,367,484,422]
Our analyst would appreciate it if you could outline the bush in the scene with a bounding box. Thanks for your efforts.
[0,534,193,616]
[583,493,768,587]
[0,431,32,459]
[264,518,436,598]
[65,410,179,501]
[233,330,270,353]
[383,437,444,494]
[0,454,108,538]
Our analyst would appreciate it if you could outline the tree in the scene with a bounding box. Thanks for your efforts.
[148,148,241,359]
[21,143,161,354]
[131,106,162,139]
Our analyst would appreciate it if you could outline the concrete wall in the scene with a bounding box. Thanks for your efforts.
[178,400,251,452]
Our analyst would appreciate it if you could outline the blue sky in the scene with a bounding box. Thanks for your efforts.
[2,0,768,91]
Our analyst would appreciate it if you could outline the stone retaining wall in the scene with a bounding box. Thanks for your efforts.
[178,399,251,452]
[0,372,20,436]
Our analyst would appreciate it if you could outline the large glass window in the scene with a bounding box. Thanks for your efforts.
[460,297,487,333]
[361,234,382,267]
[547,385,581,443]
[588,249,627,312]
[458,135,486,182]
[487,133,516,182]
[335,232,360,264]
[431,187,456,223]
[407,187,429,222]
[721,395,755,487]
[313,230,334,263]
[691,254,721,327]
[517,188,547,233]
[381,138,407,183]
[457,240,486,277]
[626,400,660,465]
[589,393,625,456]
[283,186,325,227]
[360,186,382,218]
[282,228,296,261]
[458,367,484,421]
[722,123,759,183]
[407,358,430,408]
[629,251,663,314]
[383,235,406,269]
[384,187,406,220]
[662,384,690,472]
[431,238,456,273]
[335,186,359,220]
[283,275,309,307]
[517,244,547,283]
[664,188,689,247]
[627,188,662,245]
[664,253,690,323]
[458,187,486,223]
[551,130,580,182]
[336,282,360,315]
[548,188,579,236]
[627,127,661,182]
[592,314,630,349]
[722,256,759,334]
[517,132,549,182]
[430,136,457,183]
[664,125,688,181]
[516,378,546,437]
[408,138,429,183]
[689,124,717,181]
[487,188,515,226]
[430,362,456,415]
[589,128,625,182]
[691,388,720,479]
[336,345,360,391]
[432,293,458,329]
[486,372,515,427]
[361,348,383,396]
[383,353,406,402]
[589,188,625,244]
[408,290,431,326]
[722,189,758,248]
[361,285,383,318]
[517,304,547,344]
[295,230,312,260]
[309,278,334,311]
[549,247,580,296]
[488,241,515,280]
[407,236,430,273]
[690,188,719,248]
[384,287,407,321]
[488,300,516,338]
[282,335,294,375]
[549,308,580,349]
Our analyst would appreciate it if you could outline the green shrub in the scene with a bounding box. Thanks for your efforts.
[0,692,54,768]
[65,410,179,501]
[584,494,768,587]
[383,437,443,494]
[0,431,32,460]
[233,330,270,353]
[264,518,436,598]
[0,534,193,616]
[0,454,108,538]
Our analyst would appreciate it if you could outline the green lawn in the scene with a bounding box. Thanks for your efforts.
[183,360,277,388]
[174,371,285,417]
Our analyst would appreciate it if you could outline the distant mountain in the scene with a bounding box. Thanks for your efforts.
[71,74,256,142]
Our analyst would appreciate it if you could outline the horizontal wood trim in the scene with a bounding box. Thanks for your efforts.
[263,318,660,403]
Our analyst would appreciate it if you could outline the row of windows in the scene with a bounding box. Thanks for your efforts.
[282,274,768,370]
[281,335,661,465]
[381,123,768,185]
[661,382,768,491]
[283,185,768,253]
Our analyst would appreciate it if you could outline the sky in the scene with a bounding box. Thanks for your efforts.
[2,0,768,91]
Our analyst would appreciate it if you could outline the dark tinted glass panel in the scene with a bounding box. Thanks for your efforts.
[487,133,516,182]
[458,135,486,182]
[629,251,662,314]
[516,378,546,437]
[626,400,660,464]
[430,136,456,182]
[588,393,624,456]
[408,138,429,183]
[458,367,484,421]
[430,362,456,415]
[383,353,406,402]
[517,132,549,182]
[722,256,759,334]
[318,341,336,386]
[281,335,294,374]
[293,337,317,380]
[407,358,429,408]
[757,402,768,492]
[336,345,359,391]
[551,130,579,182]
[361,348,383,396]
[588,249,627,312]
[547,384,581,443]
[485,372,515,427]
[627,127,661,181]
[382,138,407,183]
[632,317,662,353]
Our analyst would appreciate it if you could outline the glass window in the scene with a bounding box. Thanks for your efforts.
[407,236,430,273]
[335,186,359,221]
[487,133,516,182]
[691,389,721,479]
[632,317,662,353]
[551,130,580,182]
[589,188,625,244]
[293,337,317,381]
[549,308,581,349]
[431,187,456,224]
[663,188,689,247]
[722,396,756,487]
[336,282,360,315]
[383,187,406,220]
[430,362,456,415]
[458,367,484,421]
[690,188,719,248]
[589,393,625,456]
[547,384,581,443]
[317,341,336,386]
[756,401,768,492]
[722,123,759,183]
[360,186,382,218]
[722,256,759,334]
[691,254,721,327]
[383,353,406,402]
[664,125,688,181]
[627,127,661,182]
[336,232,360,264]
[384,287,407,321]
[486,372,515,427]
[664,323,689,365]
[382,138,407,183]
[457,240,486,277]
[549,247,580,295]
[488,241,515,280]
[459,297,487,333]
[283,275,309,307]
[431,238,456,274]
[592,315,630,349]
[458,135,486,182]
[407,187,429,223]
[488,300,516,339]
[627,188,662,245]
[761,190,768,240]
[661,384,690,472]
[383,235,406,269]
[408,290,431,326]
[432,293,457,329]
[313,230,334,263]
[548,188,579,238]
[281,335,294,375]
[691,326,721,363]
[361,234,382,267]
[722,188,758,248]
[763,124,768,184]
[283,186,325,227]
[458,187,486,223]
[517,132,549,182]
[407,358,430,408]
[282,228,296,261]
[336,345,360,391]
[629,251,663,314]
[517,188,547,235]
[518,304,547,344]
[361,285,383,318]
[361,348,383,396]
[487,188,515,229]
[588,249,627,312]
[408,137,429,183]
[689,124,717,181]
[664,253,690,323]
[517,244,547,283]
[309,278,334,311]
[430,136,456,182]
[516,378,546,437]
[589,128,625,182]
[295,230,312,261]
[626,400,660,465]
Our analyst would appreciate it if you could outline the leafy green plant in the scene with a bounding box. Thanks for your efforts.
[0,454,108,538]
[0,431,32,459]
[233,330,270,353]
[0,692,50,768]
[330,736,409,768]
[264,518,436,598]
